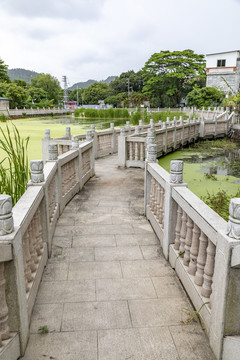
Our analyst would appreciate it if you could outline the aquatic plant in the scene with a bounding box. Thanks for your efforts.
[0,123,30,205]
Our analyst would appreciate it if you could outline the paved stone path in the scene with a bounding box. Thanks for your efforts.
[22,155,215,360]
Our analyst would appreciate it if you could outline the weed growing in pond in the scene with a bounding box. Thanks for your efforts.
[204,173,217,181]
[202,189,240,221]
[0,123,30,205]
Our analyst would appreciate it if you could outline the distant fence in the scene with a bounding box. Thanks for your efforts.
[0,107,67,117]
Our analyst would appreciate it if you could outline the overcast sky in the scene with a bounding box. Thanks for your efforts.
[0,0,239,87]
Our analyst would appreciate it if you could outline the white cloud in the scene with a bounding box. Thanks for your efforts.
[0,0,240,86]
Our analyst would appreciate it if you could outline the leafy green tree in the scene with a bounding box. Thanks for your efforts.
[186,86,225,108]
[0,83,28,108]
[83,82,113,104]
[0,58,10,83]
[142,50,206,107]
[13,79,29,88]
[31,74,62,104]
[110,70,144,94]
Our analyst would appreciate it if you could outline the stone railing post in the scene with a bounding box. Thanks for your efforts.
[227,198,240,239]
[48,144,58,161]
[91,124,98,158]
[118,127,127,167]
[86,130,92,141]
[126,121,131,135]
[66,127,71,138]
[139,120,143,131]
[110,123,116,153]
[30,160,44,183]
[161,160,187,259]
[71,135,79,150]
[42,129,51,162]
[135,125,140,135]
[144,142,157,216]
[0,195,29,353]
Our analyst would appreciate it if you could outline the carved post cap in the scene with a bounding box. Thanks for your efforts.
[147,143,157,162]
[0,195,14,236]
[120,127,126,136]
[150,118,154,126]
[170,160,183,184]
[86,130,92,141]
[135,125,140,135]
[71,136,79,149]
[110,123,114,129]
[66,127,71,137]
[227,198,240,239]
[45,129,51,139]
[139,120,143,126]
[48,144,58,160]
[30,160,44,183]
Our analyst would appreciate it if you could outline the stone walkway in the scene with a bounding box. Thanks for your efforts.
[22,155,215,360]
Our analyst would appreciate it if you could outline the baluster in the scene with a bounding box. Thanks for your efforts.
[179,211,187,255]
[149,177,155,211]
[188,223,200,275]
[153,182,159,216]
[22,230,33,292]
[183,216,193,266]
[0,263,10,342]
[156,184,161,222]
[194,231,208,286]
[140,143,144,161]
[201,240,216,298]
[159,187,164,226]
[129,142,133,161]
[174,205,182,250]
[135,143,139,161]
[29,220,39,268]
[27,224,37,274]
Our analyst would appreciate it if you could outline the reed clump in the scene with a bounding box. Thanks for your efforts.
[0,123,30,205]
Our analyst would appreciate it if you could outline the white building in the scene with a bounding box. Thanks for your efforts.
[206,50,240,94]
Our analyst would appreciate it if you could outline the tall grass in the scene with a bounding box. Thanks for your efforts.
[74,108,130,119]
[131,110,188,125]
[0,123,30,205]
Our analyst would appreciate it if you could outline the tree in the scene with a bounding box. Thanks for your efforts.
[31,74,62,104]
[142,50,206,107]
[83,82,113,104]
[186,86,225,108]
[0,83,28,108]
[110,70,144,95]
[0,58,10,83]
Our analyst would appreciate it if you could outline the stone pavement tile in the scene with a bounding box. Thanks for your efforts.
[140,245,163,259]
[95,246,143,261]
[56,216,75,226]
[21,331,97,360]
[98,327,179,360]
[121,260,175,278]
[129,298,191,327]
[52,236,72,248]
[169,324,216,360]
[112,207,144,216]
[96,278,157,301]
[74,213,112,225]
[63,247,94,262]
[116,234,159,246]
[78,205,112,214]
[130,199,144,208]
[111,214,147,225]
[72,234,116,248]
[42,262,69,281]
[68,261,122,280]
[68,199,99,210]
[62,301,131,331]
[132,222,154,234]
[98,200,131,207]
[72,224,134,235]
[36,280,95,303]
[29,303,63,333]
[54,225,73,237]
[152,276,187,298]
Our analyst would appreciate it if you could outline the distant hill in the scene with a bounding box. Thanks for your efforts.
[69,76,116,90]
[7,68,40,83]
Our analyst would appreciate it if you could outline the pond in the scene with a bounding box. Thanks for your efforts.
[158,143,240,199]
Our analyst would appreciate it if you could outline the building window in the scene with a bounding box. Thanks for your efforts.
[217,59,226,67]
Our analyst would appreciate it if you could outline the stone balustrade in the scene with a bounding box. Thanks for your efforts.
[144,158,240,360]
[0,138,95,360]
